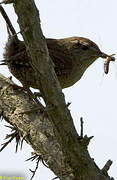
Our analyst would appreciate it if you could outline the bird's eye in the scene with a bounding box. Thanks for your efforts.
[82,45,89,50]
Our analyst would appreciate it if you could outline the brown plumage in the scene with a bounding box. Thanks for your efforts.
[3,36,113,89]
[0,5,115,90]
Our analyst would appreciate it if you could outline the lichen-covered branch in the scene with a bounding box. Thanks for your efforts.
[0,74,73,179]
[0,74,113,180]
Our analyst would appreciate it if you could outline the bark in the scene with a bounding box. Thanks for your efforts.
[0,0,114,180]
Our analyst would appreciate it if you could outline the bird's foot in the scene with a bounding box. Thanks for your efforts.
[9,84,25,91]
[34,92,42,100]
[26,89,44,109]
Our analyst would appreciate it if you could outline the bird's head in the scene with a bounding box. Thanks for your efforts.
[69,37,115,68]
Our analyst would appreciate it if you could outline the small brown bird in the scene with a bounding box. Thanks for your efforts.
[2,36,114,89]
[0,5,115,91]
[0,5,115,111]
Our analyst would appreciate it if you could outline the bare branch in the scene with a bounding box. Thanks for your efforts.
[80,117,84,138]
[102,160,113,176]
[0,5,17,36]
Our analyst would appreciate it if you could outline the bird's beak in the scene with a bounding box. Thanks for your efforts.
[100,52,115,61]
[100,52,109,58]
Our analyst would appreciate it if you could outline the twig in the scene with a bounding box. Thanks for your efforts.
[26,152,49,180]
[0,133,15,152]
[102,160,113,175]
[66,102,71,107]
[51,177,59,180]
[0,5,17,36]
[26,152,42,180]
[29,157,40,180]
[0,125,24,152]
[80,117,83,138]
[81,135,94,148]
[41,159,49,168]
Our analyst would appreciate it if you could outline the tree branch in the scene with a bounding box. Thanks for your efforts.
[0,73,113,180]
[0,74,73,179]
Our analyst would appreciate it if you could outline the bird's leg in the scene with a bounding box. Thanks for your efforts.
[25,88,45,111]
[22,88,47,116]
[33,92,42,99]
[9,83,25,91]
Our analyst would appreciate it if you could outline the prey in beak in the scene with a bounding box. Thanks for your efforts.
[100,52,115,74]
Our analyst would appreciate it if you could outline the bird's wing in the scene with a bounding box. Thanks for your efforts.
[46,38,73,76]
